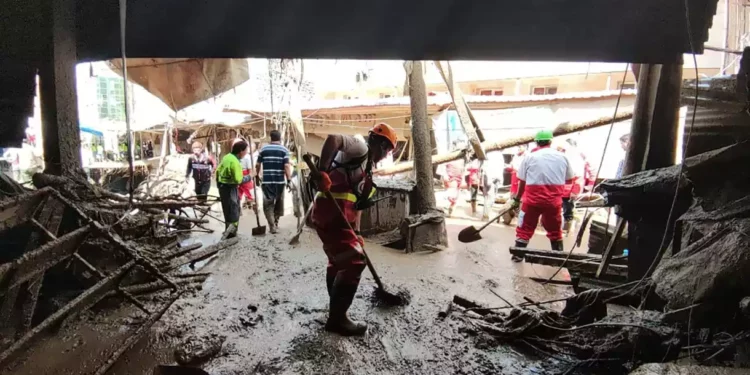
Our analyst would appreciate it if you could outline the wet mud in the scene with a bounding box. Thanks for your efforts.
[7,196,582,374]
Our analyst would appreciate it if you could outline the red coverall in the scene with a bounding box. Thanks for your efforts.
[515,146,575,243]
[313,167,367,286]
[238,170,254,202]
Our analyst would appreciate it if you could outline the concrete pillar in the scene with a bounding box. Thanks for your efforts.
[408,61,437,214]
[40,0,82,175]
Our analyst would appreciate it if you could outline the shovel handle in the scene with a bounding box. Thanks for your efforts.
[477,204,514,233]
[301,153,386,290]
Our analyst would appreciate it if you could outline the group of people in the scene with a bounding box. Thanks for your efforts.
[185,130,293,237]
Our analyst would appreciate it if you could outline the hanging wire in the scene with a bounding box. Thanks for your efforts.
[540,63,630,284]
[118,0,134,203]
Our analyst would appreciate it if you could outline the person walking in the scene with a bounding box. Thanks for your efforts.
[216,140,251,238]
[255,130,293,234]
[238,140,256,211]
[511,130,575,260]
[185,141,215,202]
[311,123,397,336]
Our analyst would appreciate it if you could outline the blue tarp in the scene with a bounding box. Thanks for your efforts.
[80,126,103,137]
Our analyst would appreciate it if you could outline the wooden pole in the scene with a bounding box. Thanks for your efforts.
[39,0,82,176]
[646,60,683,169]
[408,61,438,213]
[377,110,634,176]
[623,64,660,176]
[434,61,486,159]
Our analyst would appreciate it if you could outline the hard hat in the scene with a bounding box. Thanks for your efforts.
[534,129,554,142]
[369,123,397,149]
[232,138,245,146]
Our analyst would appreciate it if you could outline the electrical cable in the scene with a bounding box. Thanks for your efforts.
[540,64,630,284]
[118,0,134,203]
[618,0,701,304]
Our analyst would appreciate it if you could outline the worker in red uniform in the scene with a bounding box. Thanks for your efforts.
[312,123,397,336]
[467,159,481,216]
[501,145,527,225]
[511,130,575,260]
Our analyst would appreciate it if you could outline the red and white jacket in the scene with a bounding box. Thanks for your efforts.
[517,146,575,207]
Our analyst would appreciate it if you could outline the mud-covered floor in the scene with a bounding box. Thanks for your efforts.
[8,194,583,375]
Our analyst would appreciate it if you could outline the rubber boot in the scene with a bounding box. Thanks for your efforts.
[511,240,526,262]
[326,273,336,298]
[551,240,564,251]
[263,202,277,234]
[325,283,367,336]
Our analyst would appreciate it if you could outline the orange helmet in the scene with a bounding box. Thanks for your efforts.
[369,123,397,149]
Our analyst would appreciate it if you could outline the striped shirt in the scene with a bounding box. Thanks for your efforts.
[257,143,290,184]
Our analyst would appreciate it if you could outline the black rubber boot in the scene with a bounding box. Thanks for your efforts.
[551,240,564,251]
[512,240,527,262]
[326,273,336,298]
[325,283,367,336]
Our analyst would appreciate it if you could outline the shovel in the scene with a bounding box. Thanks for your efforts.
[458,204,514,243]
[289,203,314,245]
[153,365,210,375]
[247,135,266,236]
[302,154,409,306]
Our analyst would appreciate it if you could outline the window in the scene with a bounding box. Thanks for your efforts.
[531,86,558,95]
[97,77,125,122]
[379,93,392,99]
[618,82,636,90]
[478,89,504,96]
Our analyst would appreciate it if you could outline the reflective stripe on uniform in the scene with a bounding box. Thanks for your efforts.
[315,187,377,202]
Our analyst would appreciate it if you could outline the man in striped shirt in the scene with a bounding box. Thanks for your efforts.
[256,130,293,234]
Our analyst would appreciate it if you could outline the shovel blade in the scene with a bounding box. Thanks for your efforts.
[457,226,482,243]
[252,226,267,235]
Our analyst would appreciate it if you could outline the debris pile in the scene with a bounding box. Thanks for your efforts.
[0,172,236,373]
[447,141,750,372]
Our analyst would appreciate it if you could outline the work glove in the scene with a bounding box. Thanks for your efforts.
[317,171,332,193]
[241,174,252,184]
[510,196,521,210]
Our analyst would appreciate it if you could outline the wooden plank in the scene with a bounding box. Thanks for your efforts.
[509,246,625,265]
[0,225,91,295]
[164,237,239,272]
[0,261,136,367]
[0,188,50,232]
[522,254,628,277]
[377,110,634,176]
[596,217,627,278]
[434,61,486,159]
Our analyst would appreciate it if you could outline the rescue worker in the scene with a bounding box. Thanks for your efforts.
[256,130,293,234]
[238,140,255,211]
[216,140,252,238]
[511,130,575,260]
[185,141,215,201]
[501,145,527,225]
[311,123,397,336]
[467,158,481,216]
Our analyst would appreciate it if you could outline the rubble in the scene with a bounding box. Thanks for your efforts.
[174,332,227,365]
[0,172,238,371]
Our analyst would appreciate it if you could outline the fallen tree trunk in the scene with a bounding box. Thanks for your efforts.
[377,110,634,176]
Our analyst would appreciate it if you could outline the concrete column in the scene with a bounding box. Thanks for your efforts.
[408,61,437,214]
[40,0,81,175]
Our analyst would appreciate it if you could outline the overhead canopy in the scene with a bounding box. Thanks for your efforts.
[107,58,250,111]
[4,0,718,64]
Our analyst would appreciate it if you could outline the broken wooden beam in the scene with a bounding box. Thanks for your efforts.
[163,237,239,272]
[0,187,50,232]
[94,291,182,375]
[520,254,628,277]
[596,217,627,278]
[0,261,137,366]
[435,61,486,159]
[113,275,209,296]
[99,201,208,210]
[0,225,91,294]
[509,247,627,265]
[452,295,492,315]
[165,242,204,260]
[377,110,634,176]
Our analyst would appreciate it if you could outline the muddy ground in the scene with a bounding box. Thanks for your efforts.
[8,192,585,375]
